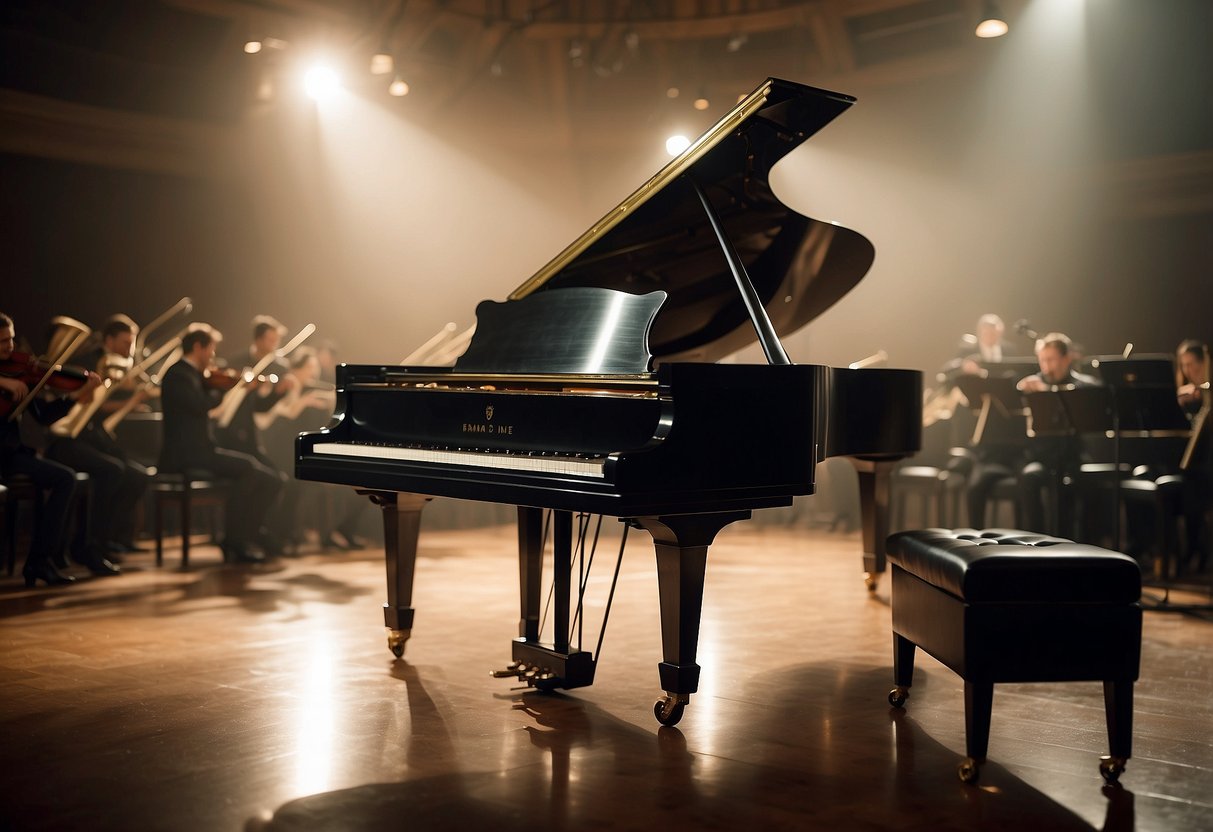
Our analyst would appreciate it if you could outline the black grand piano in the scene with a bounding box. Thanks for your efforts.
[297,78,921,726]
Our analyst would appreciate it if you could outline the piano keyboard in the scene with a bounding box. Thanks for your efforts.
[311,442,608,479]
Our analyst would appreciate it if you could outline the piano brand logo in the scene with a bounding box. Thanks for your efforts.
[463,404,513,436]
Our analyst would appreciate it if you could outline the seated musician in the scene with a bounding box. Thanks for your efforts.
[0,312,102,586]
[45,315,152,570]
[957,313,1010,376]
[1176,340,1210,571]
[214,315,295,554]
[1015,332,1100,534]
[159,324,283,565]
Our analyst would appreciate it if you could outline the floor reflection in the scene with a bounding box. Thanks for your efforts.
[250,661,1114,832]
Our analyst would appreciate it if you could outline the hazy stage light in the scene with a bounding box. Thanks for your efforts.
[304,65,340,101]
[389,76,410,97]
[976,1,1009,38]
[244,40,262,54]
[666,135,691,156]
[693,97,710,111]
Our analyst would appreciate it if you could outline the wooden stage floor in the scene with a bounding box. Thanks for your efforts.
[1,524,1210,831]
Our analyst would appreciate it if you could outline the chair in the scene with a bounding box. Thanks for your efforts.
[152,472,228,568]
[885,527,1142,785]
[4,475,42,576]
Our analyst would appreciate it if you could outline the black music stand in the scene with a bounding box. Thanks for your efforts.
[1093,357,1211,612]
[1022,387,1111,538]
[956,373,1030,447]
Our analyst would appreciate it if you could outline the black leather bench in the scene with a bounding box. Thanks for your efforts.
[885,528,1142,784]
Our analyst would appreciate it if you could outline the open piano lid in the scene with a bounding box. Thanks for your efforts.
[508,77,874,365]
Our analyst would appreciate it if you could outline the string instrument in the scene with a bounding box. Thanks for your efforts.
[204,367,280,390]
[5,316,92,422]
[1180,381,1211,471]
[213,323,316,429]
[0,351,91,418]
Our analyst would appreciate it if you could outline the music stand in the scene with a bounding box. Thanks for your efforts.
[956,373,1030,447]
[1022,387,1111,538]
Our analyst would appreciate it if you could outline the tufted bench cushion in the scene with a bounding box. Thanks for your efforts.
[887,528,1141,605]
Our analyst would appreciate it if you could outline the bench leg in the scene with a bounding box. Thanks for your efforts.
[963,680,994,765]
[1101,679,1133,783]
[181,490,191,569]
[888,633,916,707]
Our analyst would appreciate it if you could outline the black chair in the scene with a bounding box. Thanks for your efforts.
[885,527,1142,785]
[3,474,43,576]
[152,473,228,569]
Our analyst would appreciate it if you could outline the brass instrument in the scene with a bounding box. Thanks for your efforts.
[134,297,191,360]
[7,315,91,422]
[101,345,181,437]
[54,329,186,438]
[214,323,316,429]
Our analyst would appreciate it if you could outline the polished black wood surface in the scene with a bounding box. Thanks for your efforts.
[0,527,1209,832]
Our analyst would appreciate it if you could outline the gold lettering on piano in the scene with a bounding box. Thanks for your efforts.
[462,423,514,435]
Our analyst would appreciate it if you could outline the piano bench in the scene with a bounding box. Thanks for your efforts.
[884,527,1142,785]
[152,474,228,569]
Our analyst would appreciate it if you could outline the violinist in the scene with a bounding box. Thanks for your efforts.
[0,312,103,586]
[45,316,151,568]
[214,315,294,554]
[1176,340,1210,571]
[159,324,282,564]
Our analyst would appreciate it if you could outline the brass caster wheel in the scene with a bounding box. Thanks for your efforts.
[1099,755,1127,784]
[957,758,981,784]
[653,696,687,727]
[888,687,910,708]
[863,572,879,592]
[387,629,410,659]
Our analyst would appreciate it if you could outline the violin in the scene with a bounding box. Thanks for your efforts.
[203,367,280,391]
[1,350,91,391]
[0,351,93,416]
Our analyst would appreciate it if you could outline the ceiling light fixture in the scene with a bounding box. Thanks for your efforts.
[370,52,394,75]
[389,75,410,96]
[975,0,1009,38]
[244,40,262,54]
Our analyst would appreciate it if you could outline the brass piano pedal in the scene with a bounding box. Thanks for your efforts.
[491,661,528,679]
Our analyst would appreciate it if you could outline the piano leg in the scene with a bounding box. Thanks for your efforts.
[517,506,544,643]
[360,490,431,658]
[634,511,750,727]
[849,457,897,592]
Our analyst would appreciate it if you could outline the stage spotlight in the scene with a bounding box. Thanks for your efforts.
[303,65,340,101]
[389,75,410,96]
[666,135,690,156]
[244,40,263,54]
[976,0,1009,38]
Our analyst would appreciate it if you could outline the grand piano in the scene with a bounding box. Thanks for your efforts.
[297,78,921,726]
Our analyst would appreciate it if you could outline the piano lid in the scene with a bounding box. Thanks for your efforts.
[510,77,874,364]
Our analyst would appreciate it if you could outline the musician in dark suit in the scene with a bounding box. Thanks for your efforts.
[45,316,151,569]
[213,315,295,553]
[1015,332,1100,533]
[0,312,102,585]
[159,325,282,564]
[1176,340,1210,570]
